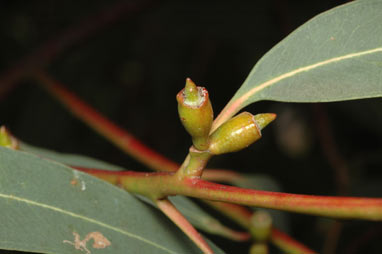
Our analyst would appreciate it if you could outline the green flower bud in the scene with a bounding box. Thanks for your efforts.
[250,210,272,242]
[177,78,213,151]
[208,112,276,155]
[0,126,19,149]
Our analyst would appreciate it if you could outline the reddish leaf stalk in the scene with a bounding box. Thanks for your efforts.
[271,228,317,254]
[34,71,178,172]
[177,178,382,221]
[156,199,213,254]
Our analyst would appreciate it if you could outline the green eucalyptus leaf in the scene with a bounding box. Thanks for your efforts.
[0,147,225,254]
[216,0,382,128]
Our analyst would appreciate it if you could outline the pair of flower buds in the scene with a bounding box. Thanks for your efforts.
[176,79,276,154]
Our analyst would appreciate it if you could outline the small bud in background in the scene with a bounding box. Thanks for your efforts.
[177,78,213,151]
[0,126,19,149]
[208,112,276,155]
[250,210,272,242]
[249,243,268,254]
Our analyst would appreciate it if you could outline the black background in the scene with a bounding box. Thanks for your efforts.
[0,1,381,253]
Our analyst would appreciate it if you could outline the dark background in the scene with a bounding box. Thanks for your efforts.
[0,1,381,253]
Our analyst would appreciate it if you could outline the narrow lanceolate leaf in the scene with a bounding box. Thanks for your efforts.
[214,0,382,130]
[0,147,225,254]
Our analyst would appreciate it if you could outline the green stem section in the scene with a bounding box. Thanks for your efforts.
[116,172,382,221]
[176,147,212,178]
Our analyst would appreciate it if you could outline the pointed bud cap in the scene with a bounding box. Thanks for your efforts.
[183,78,200,106]
[253,113,276,130]
[208,112,276,155]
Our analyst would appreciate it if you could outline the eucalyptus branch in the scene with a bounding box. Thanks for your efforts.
[112,172,382,221]
[78,168,382,220]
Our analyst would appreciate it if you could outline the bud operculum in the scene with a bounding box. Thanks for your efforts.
[177,78,213,151]
[208,112,276,155]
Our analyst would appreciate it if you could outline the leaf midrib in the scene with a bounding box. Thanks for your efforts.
[0,192,178,254]
[213,46,382,131]
[240,47,382,105]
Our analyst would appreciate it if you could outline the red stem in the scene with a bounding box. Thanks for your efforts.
[271,228,317,254]
[104,171,382,221]
[34,71,179,172]
[77,168,382,220]
[177,178,382,221]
